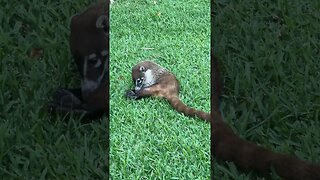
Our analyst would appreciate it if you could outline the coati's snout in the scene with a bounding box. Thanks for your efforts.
[134,77,145,91]
[131,62,147,91]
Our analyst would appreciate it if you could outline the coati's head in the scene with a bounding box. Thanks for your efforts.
[131,61,166,91]
[70,2,108,93]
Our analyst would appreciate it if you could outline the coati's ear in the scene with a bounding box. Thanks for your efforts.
[139,66,146,72]
[70,13,79,24]
[70,13,80,32]
[96,15,108,32]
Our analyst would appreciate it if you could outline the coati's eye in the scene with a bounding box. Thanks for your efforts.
[139,66,145,72]
[86,53,102,68]
[137,77,145,84]
[96,15,108,35]
[88,53,97,62]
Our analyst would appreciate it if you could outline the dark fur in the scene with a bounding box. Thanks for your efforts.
[48,2,108,119]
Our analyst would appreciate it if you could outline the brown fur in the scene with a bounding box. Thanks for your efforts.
[126,61,210,122]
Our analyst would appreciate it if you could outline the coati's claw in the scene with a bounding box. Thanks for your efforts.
[126,89,138,99]
[50,89,82,108]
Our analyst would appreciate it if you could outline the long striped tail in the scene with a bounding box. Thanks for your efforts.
[167,96,210,122]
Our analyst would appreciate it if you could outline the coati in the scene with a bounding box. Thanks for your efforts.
[126,61,210,122]
[48,2,109,119]
[126,59,320,179]
[211,56,320,180]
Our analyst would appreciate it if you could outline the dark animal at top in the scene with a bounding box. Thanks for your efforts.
[48,2,109,119]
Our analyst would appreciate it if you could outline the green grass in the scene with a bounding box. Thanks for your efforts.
[0,1,107,179]
[110,0,210,179]
[214,0,320,179]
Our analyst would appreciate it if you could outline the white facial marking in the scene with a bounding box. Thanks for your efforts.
[135,78,143,91]
[135,87,141,91]
[143,69,155,87]
[96,15,107,28]
[81,80,99,93]
[88,53,96,59]
[94,58,102,68]
[86,53,102,68]
[101,50,108,57]
[81,51,108,93]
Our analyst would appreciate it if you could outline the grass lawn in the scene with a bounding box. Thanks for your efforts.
[0,1,107,178]
[110,0,210,179]
[213,0,320,179]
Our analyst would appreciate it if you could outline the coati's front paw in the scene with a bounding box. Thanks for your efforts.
[48,88,83,113]
[126,89,138,100]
